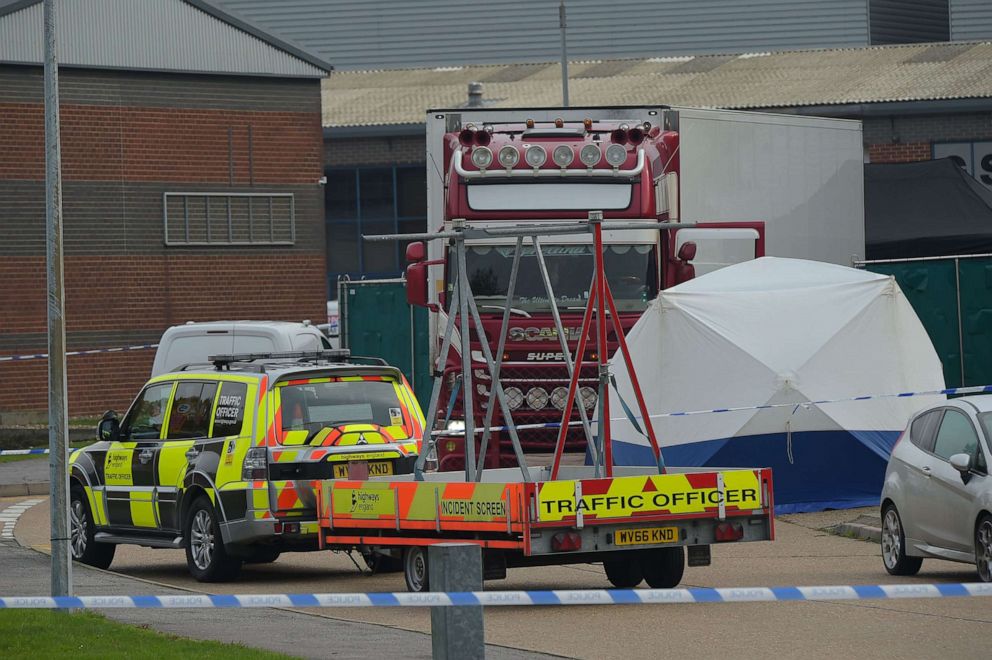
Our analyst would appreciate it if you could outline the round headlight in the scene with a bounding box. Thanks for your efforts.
[579,144,602,167]
[498,145,520,168]
[526,387,549,411]
[524,145,547,168]
[504,386,524,411]
[579,386,598,410]
[552,145,574,168]
[551,386,569,411]
[471,146,493,169]
[605,144,628,167]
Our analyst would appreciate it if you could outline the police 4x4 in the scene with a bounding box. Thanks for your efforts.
[68,350,425,581]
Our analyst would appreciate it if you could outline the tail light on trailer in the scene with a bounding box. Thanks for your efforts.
[714,522,744,542]
[551,531,582,552]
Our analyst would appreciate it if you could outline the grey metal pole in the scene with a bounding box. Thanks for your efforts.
[455,233,477,481]
[44,0,72,597]
[559,0,570,107]
[429,544,485,660]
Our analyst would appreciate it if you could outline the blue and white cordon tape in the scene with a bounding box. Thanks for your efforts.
[0,343,158,363]
[433,384,992,436]
[1,583,991,609]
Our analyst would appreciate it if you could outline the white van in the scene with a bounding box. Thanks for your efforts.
[151,321,332,376]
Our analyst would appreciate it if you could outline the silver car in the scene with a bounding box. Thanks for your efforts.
[880,395,992,581]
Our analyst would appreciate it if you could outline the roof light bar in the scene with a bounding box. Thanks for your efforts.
[454,147,644,179]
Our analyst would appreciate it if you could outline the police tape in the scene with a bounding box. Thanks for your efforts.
[0,343,159,362]
[432,384,992,436]
[2,583,991,608]
[0,448,51,456]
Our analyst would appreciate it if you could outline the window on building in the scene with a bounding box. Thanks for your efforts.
[164,193,295,245]
[325,165,427,293]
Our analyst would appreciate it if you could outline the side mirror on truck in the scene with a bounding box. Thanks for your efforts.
[405,241,429,308]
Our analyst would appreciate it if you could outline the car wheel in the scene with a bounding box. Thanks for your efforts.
[641,547,685,588]
[184,496,242,582]
[881,503,922,576]
[975,514,992,583]
[403,546,430,592]
[69,485,115,570]
[604,555,644,588]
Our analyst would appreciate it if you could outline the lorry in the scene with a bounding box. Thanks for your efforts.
[403,106,864,470]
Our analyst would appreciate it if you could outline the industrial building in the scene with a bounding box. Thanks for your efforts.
[0,0,331,420]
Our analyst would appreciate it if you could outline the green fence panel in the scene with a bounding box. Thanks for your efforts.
[341,280,432,407]
[957,257,992,387]
[868,261,962,387]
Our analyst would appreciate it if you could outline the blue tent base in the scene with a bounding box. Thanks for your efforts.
[606,430,900,513]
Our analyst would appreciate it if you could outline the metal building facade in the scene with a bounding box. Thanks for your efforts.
[951,0,992,41]
[218,0,873,69]
[0,0,326,76]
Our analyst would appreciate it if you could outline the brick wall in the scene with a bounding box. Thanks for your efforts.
[864,112,992,164]
[0,65,327,419]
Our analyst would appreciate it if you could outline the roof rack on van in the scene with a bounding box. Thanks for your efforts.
[206,349,388,371]
[208,349,351,368]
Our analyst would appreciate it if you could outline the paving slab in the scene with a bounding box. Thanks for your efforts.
[0,457,49,497]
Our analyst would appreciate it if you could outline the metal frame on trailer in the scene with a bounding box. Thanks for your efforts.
[364,211,682,482]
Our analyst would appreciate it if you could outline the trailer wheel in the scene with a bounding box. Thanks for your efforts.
[641,547,685,588]
[604,556,643,588]
[403,546,430,592]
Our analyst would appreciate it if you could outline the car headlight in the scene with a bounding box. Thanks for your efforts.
[504,386,524,411]
[552,145,574,168]
[580,386,598,410]
[498,145,519,168]
[551,386,569,411]
[579,144,601,167]
[605,144,627,167]
[525,145,547,168]
[446,420,466,433]
[471,146,493,169]
[526,387,549,410]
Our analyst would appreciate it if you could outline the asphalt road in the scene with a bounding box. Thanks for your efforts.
[13,499,992,659]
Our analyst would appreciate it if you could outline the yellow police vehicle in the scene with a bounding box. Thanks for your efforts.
[68,350,425,581]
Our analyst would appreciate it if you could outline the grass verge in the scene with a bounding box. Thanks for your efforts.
[0,609,293,659]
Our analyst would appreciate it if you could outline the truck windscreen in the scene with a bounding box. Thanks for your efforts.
[457,243,657,313]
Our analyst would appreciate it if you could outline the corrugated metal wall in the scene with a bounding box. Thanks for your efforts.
[951,0,992,41]
[218,0,870,70]
[0,0,325,77]
[870,0,949,44]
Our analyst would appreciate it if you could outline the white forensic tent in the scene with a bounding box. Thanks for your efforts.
[606,257,945,512]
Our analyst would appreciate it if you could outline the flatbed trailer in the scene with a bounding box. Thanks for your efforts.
[323,216,775,591]
[317,465,773,590]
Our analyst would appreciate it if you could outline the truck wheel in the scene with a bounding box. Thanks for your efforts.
[69,485,115,569]
[604,555,643,588]
[881,503,922,576]
[403,546,430,592]
[185,496,242,582]
[362,549,403,574]
[641,547,685,588]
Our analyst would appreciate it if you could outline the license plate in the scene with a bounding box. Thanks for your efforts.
[614,526,679,546]
[332,461,394,479]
